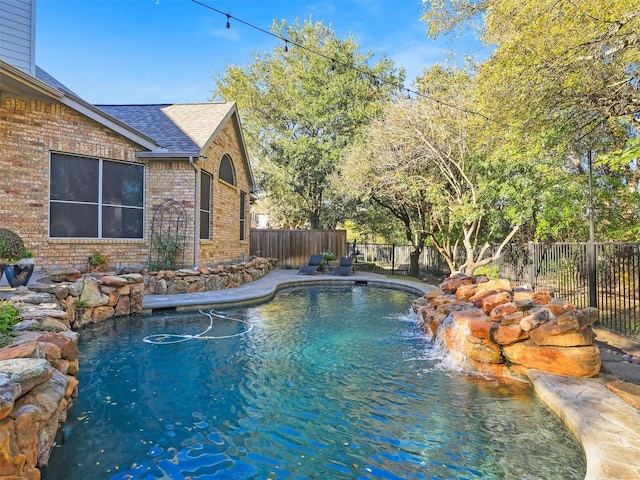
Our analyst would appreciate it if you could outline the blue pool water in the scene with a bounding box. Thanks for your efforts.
[43,286,585,479]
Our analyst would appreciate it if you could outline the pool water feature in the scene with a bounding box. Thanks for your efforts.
[42,286,586,479]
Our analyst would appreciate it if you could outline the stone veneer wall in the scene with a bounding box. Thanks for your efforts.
[144,257,278,295]
[0,257,276,478]
[412,274,601,379]
[0,289,82,480]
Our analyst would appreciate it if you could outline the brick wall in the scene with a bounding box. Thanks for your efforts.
[1,93,252,271]
[0,95,151,270]
[198,118,251,265]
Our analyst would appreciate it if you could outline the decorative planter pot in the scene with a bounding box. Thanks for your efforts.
[4,263,35,288]
[0,263,4,283]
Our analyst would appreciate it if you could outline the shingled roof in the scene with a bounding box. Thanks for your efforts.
[97,103,236,153]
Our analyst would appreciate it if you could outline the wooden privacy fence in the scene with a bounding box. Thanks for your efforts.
[250,229,347,268]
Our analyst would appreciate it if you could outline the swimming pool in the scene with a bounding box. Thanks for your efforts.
[42,285,585,479]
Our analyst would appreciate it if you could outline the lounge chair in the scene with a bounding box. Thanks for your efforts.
[332,256,354,276]
[298,254,323,275]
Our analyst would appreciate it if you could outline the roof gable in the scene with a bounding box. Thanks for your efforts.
[97,103,236,153]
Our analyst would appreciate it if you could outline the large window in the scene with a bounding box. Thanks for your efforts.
[49,153,144,239]
[240,191,247,241]
[219,154,235,186]
[200,171,212,240]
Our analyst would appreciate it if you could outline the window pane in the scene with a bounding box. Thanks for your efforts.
[50,153,99,202]
[50,202,98,237]
[219,155,235,185]
[201,172,211,209]
[102,206,144,238]
[239,192,246,241]
[200,171,212,240]
[103,161,144,207]
[200,211,210,239]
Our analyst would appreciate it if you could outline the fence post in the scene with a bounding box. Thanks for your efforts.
[391,244,396,274]
[527,242,535,288]
[587,150,598,308]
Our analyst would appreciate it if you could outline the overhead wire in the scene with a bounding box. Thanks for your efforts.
[190,0,506,126]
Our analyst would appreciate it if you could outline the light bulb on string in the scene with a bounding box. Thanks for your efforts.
[225,13,230,29]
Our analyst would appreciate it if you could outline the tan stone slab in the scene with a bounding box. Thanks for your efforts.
[607,380,640,410]
[529,370,640,480]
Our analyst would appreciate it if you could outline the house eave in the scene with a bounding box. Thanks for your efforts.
[60,92,160,151]
[0,60,161,152]
[135,151,198,160]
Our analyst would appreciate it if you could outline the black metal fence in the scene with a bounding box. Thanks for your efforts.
[352,241,640,339]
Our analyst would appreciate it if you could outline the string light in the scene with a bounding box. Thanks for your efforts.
[190,0,504,125]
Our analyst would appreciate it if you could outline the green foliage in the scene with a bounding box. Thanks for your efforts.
[87,250,109,271]
[0,228,25,262]
[0,296,21,347]
[22,247,33,259]
[213,18,403,229]
[322,251,335,262]
[321,251,336,266]
[150,239,182,271]
[421,0,640,243]
[473,265,500,280]
[75,298,89,309]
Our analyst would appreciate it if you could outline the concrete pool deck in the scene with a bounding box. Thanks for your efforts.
[5,269,640,478]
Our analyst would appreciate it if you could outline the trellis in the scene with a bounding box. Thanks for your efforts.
[148,200,187,270]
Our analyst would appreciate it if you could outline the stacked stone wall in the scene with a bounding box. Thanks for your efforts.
[413,274,601,379]
[144,257,277,295]
[0,290,82,479]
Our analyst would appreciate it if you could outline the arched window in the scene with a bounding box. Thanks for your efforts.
[219,154,235,186]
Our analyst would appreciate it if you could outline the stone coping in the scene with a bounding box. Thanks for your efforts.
[141,269,639,480]
[142,269,436,313]
[529,370,640,480]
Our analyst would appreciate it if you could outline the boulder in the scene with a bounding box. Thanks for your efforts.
[80,277,109,308]
[455,283,480,300]
[479,291,512,315]
[0,342,43,361]
[489,302,518,321]
[35,333,79,362]
[464,337,504,364]
[0,358,54,394]
[99,275,128,288]
[502,341,601,377]
[0,373,21,421]
[490,324,527,346]
[43,268,82,283]
[441,274,475,294]
[529,325,595,347]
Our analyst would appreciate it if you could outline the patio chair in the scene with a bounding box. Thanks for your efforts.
[332,256,354,276]
[298,254,324,275]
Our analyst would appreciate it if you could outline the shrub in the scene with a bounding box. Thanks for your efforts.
[150,239,182,270]
[0,300,20,347]
[87,250,109,272]
[0,228,25,262]
[321,251,336,265]
[473,265,500,280]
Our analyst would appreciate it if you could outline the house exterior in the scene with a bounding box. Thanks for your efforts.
[0,0,255,271]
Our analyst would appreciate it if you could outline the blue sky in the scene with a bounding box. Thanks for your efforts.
[35,0,485,104]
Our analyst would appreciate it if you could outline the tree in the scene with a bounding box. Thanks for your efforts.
[342,66,529,275]
[422,0,640,241]
[213,18,402,229]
